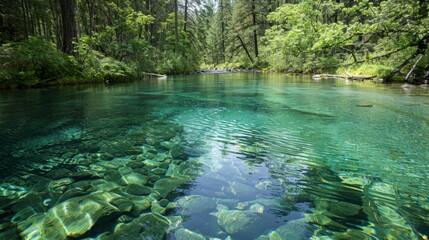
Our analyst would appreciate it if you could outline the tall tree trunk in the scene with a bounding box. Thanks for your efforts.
[220,0,225,63]
[237,35,254,63]
[145,0,150,41]
[49,0,61,49]
[89,0,95,36]
[21,0,29,40]
[60,0,77,56]
[174,0,179,53]
[184,0,188,32]
[251,0,258,58]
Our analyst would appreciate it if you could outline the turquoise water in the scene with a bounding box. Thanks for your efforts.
[0,73,428,239]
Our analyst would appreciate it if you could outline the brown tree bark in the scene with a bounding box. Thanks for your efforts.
[21,0,29,40]
[60,0,77,56]
[184,0,188,32]
[174,0,179,53]
[238,35,254,63]
[251,0,258,58]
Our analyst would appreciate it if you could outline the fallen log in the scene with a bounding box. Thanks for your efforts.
[313,74,375,80]
[142,72,167,78]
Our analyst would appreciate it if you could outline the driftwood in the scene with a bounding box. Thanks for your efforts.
[142,72,167,78]
[405,55,423,81]
[313,74,375,81]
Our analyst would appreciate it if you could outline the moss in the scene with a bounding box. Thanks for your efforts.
[337,64,393,78]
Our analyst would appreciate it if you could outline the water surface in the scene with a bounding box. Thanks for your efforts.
[0,73,428,239]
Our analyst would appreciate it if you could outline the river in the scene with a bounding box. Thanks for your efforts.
[0,73,428,239]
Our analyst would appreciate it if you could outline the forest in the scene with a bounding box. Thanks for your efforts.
[0,0,428,88]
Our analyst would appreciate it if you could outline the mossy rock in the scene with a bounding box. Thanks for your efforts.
[176,195,217,215]
[174,228,206,240]
[125,184,152,196]
[154,176,190,198]
[214,209,262,234]
[267,218,315,240]
[18,192,121,239]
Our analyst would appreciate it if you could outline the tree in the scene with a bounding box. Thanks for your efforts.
[59,0,77,55]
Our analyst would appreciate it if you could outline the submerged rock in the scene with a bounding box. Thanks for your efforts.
[249,203,264,214]
[154,176,190,198]
[122,173,148,186]
[100,213,172,240]
[214,209,262,234]
[267,218,315,240]
[136,213,172,239]
[305,213,347,231]
[48,178,74,189]
[124,184,152,196]
[229,182,257,197]
[175,228,206,240]
[315,198,361,217]
[176,195,217,215]
[18,192,122,239]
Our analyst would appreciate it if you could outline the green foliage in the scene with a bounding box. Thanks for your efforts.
[261,0,429,80]
[156,51,200,75]
[0,38,76,88]
[337,64,393,78]
[75,36,133,82]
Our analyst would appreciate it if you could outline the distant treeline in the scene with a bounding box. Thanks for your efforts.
[0,0,428,88]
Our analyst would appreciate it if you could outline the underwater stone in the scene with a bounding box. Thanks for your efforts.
[19,192,122,239]
[117,215,134,223]
[173,160,202,177]
[101,153,115,160]
[214,209,262,234]
[176,195,217,215]
[67,171,102,181]
[134,197,152,213]
[105,171,127,186]
[110,197,135,213]
[315,198,361,217]
[19,213,67,240]
[267,218,315,240]
[161,141,176,150]
[126,161,144,169]
[171,146,185,159]
[123,173,148,185]
[167,216,183,233]
[143,159,169,168]
[250,203,264,214]
[151,202,166,214]
[154,176,190,198]
[125,184,152,196]
[174,228,206,240]
[133,167,149,175]
[136,213,171,239]
[45,168,72,180]
[165,163,178,176]
[148,175,161,184]
[338,175,370,187]
[118,167,133,175]
[48,178,75,189]
[159,199,169,207]
[305,213,347,230]
[151,168,167,175]
[229,182,257,197]
[57,187,92,203]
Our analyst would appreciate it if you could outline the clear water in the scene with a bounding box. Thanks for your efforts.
[0,73,428,240]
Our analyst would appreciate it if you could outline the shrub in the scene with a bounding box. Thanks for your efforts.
[0,38,76,88]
